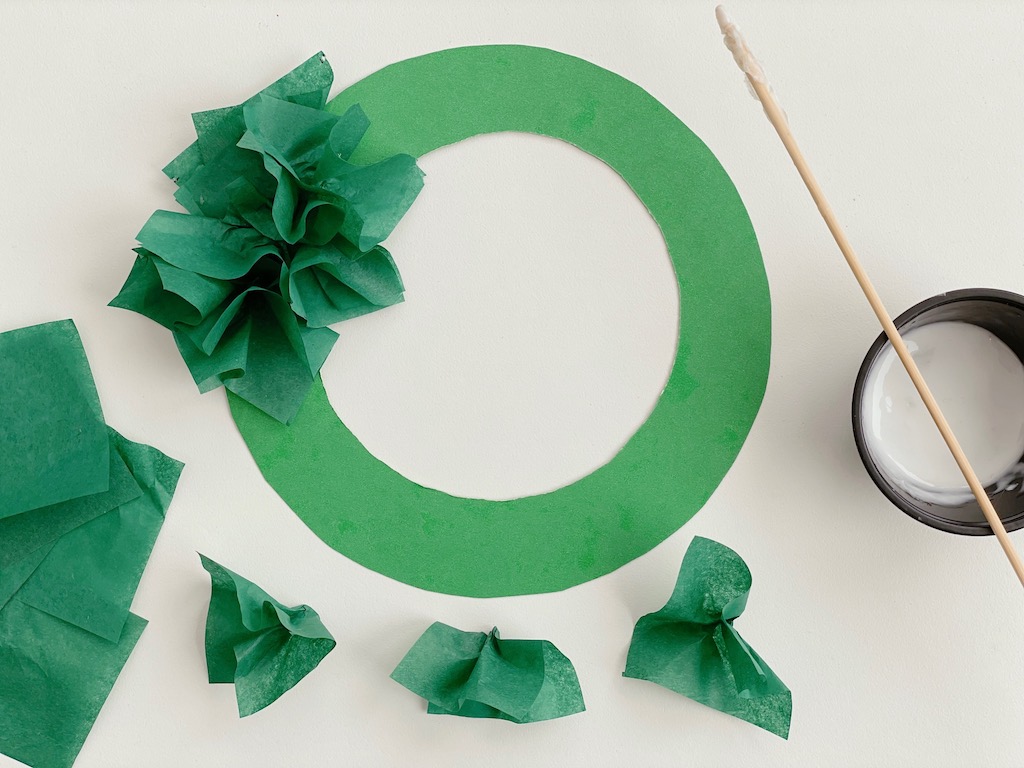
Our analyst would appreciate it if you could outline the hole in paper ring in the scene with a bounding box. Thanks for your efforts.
[321,132,679,501]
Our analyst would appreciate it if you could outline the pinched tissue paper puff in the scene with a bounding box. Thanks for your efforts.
[0,319,184,768]
[200,555,336,717]
[391,622,585,724]
[623,536,792,739]
[111,53,424,424]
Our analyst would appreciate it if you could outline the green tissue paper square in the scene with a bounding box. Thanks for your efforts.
[200,555,336,717]
[0,319,109,518]
[623,536,792,739]
[391,622,585,724]
[0,599,147,768]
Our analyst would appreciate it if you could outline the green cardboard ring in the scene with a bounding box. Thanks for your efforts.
[229,45,771,597]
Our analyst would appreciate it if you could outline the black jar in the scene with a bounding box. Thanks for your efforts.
[852,288,1024,535]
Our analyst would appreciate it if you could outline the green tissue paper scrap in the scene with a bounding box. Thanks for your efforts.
[200,555,336,717]
[0,319,184,768]
[0,319,108,519]
[0,602,148,768]
[623,536,792,739]
[111,52,424,424]
[391,621,585,724]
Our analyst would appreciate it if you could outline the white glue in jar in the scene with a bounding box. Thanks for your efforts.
[852,289,1024,535]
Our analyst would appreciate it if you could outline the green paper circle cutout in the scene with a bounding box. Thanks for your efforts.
[229,45,771,597]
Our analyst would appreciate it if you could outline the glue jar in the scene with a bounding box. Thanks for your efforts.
[852,288,1024,534]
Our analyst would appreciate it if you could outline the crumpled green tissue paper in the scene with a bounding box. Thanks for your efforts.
[623,536,792,739]
[0,319,184,768]
[391,622,585,723]
[200,555,336,716]
[111,52,424,424]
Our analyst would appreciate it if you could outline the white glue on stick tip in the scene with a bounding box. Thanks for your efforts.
[715,6,767,85]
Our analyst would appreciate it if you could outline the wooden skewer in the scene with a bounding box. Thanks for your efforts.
[715,6,1024,587]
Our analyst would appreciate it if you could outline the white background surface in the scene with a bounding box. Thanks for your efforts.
[2,1,1023,766]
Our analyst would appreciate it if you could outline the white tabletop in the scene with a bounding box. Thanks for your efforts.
[1,1,1022,766]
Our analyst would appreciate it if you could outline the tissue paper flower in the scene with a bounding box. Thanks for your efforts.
[111,53,424,424]
[623,536,792,738]
[391,621,585,724]
[200,555,336,717]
